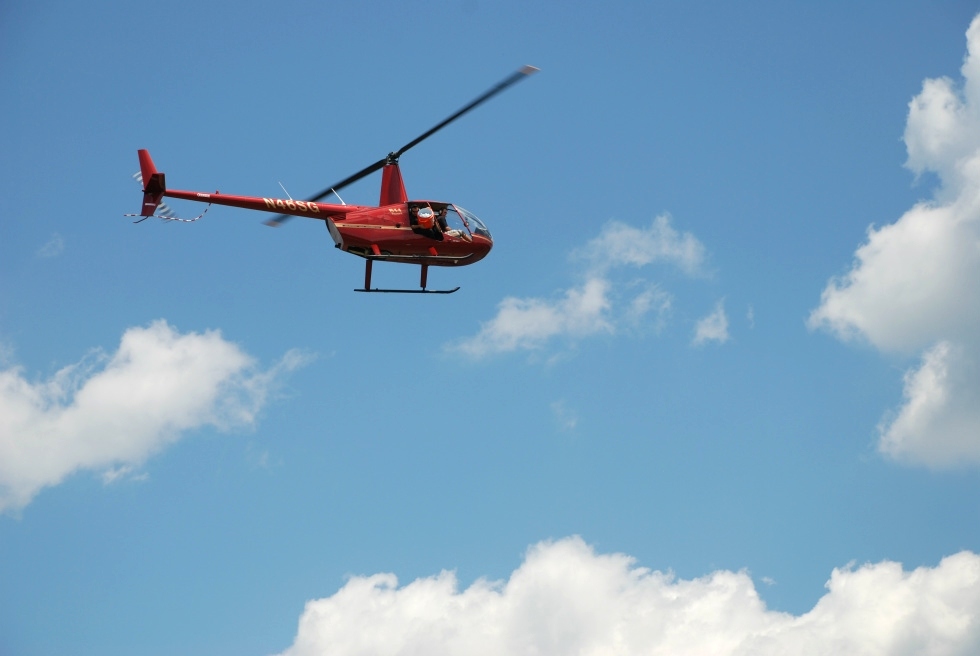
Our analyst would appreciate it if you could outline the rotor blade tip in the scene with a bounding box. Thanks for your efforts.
[263,219,282,227]
[521,65,540,75]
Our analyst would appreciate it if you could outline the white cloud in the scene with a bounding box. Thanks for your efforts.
[807,198,980,353]
[575,215,707,276]
[451,217,702,358]
[693,299,730,346]
[100,464,148,485]
[624,282,673,330]
[452,278,614,358]
[878,341,980,467]
[36,233,64,258]
[809,15,980,467]
[276,536,980,656]
[0,320,311,512]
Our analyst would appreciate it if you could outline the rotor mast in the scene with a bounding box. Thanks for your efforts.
[379,155,407,206]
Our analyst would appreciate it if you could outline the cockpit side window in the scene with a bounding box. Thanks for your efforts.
[440,207,470,240]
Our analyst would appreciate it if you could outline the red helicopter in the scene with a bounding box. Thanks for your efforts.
[130,65,538,294]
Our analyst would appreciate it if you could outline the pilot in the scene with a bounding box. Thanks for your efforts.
[437,208,464,238]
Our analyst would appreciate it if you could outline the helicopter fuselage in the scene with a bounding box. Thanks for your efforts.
[163,187,493,267]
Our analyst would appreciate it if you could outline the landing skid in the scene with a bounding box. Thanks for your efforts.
[355,287,460,294]
[358,259,459,295]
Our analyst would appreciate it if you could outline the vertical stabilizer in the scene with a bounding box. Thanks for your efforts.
[136,149,167,217]
[138,149,158,182]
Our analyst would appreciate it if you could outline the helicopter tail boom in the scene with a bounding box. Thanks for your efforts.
[137,149,167,217]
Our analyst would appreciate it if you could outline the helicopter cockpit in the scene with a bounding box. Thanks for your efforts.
[408,202,492,242]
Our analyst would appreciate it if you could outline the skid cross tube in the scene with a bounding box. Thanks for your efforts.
[355,259,459,294]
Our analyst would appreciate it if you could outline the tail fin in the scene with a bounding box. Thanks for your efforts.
[137,149,166,216]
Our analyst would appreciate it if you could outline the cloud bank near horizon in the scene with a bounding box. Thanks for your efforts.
[277,536,980,656]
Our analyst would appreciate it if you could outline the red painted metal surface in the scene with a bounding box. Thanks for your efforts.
[164,188,350,219]
[157,183,492,267]
[137,149,157,181]
[379,163,407,206]
[137,150,165,217]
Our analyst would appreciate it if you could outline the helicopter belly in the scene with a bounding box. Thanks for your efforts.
[335,223,490,266]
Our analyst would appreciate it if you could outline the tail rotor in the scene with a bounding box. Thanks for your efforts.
[125,150,211,223]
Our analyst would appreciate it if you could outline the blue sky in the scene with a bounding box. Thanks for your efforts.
[4,1,980,654]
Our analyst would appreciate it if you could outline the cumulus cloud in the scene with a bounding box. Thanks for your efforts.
[809,15,980,467]
[453,278,614,358]
[451,216,700,358]
[575,215,707,276]
[276,536,980,656]
[693,299,730,346]
[0,320,311,512]
[878,341,980,467]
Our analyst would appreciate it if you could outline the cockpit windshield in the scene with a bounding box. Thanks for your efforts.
[407,202,491,241]
[454,205,491,239]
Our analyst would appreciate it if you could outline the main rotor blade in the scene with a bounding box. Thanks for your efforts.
[265,157,386,226]
[393,65,539,159]
[265,65,538,227]
[306,157,388,204]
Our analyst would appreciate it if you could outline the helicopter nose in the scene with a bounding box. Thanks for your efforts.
[469,233,492,263]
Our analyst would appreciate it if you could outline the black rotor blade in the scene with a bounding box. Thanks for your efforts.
[264,157,388,227]
[265,65,538,227]
[393,64,539,159]
[306,157,388,204]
